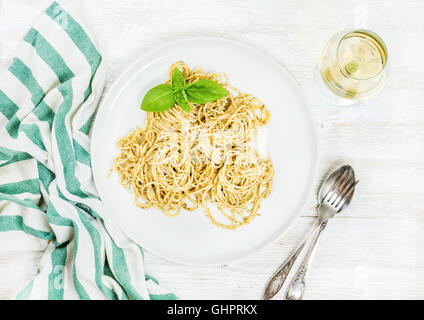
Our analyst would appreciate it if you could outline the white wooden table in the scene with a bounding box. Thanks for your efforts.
[1,0,424,299]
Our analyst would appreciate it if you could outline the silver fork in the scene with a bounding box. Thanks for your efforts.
[262,165,358,300]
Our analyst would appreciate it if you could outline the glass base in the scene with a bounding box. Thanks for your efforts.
[314,67,359,106]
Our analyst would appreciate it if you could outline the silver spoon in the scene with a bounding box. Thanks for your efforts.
[262,165,358,300]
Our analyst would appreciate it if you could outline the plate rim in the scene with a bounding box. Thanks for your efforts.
[91,36,318,265]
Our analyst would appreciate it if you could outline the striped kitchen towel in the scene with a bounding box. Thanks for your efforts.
[0,1,177,300]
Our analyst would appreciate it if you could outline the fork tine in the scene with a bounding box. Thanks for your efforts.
[323,170,348,203]
[335,180,358,211]
[330,173,353,205]
[325,170,350,204]
[332,180,353,208]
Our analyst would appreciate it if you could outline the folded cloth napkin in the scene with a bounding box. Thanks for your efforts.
[0,1,177,300]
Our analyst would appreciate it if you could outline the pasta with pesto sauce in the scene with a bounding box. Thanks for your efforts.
[112,62,274,230]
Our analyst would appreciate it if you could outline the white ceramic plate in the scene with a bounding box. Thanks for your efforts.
[91,38,317,265]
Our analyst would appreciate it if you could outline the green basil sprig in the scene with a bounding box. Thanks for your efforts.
[141,68,228,113]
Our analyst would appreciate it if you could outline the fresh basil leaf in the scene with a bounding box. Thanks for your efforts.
[175,90,190,112]
[171,68,186,91]
[185,79,228,104]
[141,84,175,112]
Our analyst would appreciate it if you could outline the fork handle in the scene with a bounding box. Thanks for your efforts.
[285,220,328,300]
[262,220,320,300]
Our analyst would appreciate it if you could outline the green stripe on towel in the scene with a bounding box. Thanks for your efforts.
[0,90,19,120]
[0,146,31,167]
[48,245,67,300]
[24,28,75,84]
[0,179,40,195]
[0,216,53,240]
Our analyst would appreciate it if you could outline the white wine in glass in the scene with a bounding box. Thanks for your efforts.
[317,29,389,105]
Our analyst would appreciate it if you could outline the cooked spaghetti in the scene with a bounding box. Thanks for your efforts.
[112,62,274,230]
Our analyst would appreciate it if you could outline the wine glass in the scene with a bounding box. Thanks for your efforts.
[315,29,389,106]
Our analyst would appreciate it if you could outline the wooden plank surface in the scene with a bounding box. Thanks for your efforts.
[0,0,423,299]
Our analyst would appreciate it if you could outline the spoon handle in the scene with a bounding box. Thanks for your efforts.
[285,220,328,300]
[262,221,320,300]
